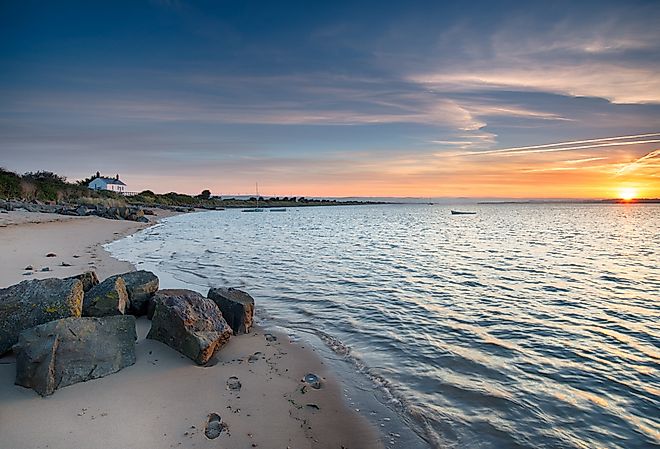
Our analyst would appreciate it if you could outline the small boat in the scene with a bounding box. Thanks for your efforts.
[451,210,476,215]
[242,183,266,212]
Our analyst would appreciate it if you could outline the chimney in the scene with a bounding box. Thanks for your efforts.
[116,174,119,180]
[96,171,100,178]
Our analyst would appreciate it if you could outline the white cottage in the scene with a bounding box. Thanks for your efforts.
[88,172,127,193]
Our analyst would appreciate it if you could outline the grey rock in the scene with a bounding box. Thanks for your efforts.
[65,271,100,293]
[40,267,50,272]
[303,373,322,389]
[207,287,255,335]
[14,316,137,396]
[83,276,128,317]
[0,278,83,354]
[76,205,88,216]
[147,289,232,365]
[108,271,159,316]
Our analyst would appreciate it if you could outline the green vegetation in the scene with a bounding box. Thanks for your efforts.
[0,168,378,208]
[0,168,126,204]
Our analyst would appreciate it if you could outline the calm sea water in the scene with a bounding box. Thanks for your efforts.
[107,204,660,449]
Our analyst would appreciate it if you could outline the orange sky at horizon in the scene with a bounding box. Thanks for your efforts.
[124,139,660,199]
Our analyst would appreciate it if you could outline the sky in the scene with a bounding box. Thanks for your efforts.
[1,0,659,198]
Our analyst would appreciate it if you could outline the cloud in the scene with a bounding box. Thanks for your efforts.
[411,65,660,104]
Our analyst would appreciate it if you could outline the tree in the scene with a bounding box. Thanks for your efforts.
[198,189,211,200]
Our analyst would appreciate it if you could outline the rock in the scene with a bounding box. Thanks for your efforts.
[143,209,155,215]
[24,265,33,271]
[204,413,224,439]
[83,276,128,317]
[207,287,255,335]
[76,205,88,216]
[61,262,72,267]
[147,289,232,365]
[136,216,149,223]
[40,267,50,272]
[46,253,56,257]
[14,316,137,396]
[110,270,159,316]
[65,271,100,292]
[302,373,322,389]
[0,278,83,354]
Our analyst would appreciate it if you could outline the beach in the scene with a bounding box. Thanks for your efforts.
[0,210,382,449]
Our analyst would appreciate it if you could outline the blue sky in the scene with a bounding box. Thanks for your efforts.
[1,0,659,197]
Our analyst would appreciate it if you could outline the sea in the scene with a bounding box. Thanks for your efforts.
[106,203,660,449]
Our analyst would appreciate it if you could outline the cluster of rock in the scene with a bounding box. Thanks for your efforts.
[0,271,255,396]
[0,200,152,222]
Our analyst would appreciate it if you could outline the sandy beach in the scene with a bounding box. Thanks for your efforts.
[0,211,382,449]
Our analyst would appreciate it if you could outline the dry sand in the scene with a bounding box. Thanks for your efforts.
[0,210,383,449]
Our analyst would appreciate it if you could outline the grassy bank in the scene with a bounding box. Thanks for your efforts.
[0,168,377,209]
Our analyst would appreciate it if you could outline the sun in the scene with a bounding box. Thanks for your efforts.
[618,187,637,201]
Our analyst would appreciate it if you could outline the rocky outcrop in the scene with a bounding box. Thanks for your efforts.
[0,278,83,354]
[14,316,137,396]
[83,276,128,317]
[0,200,151,222]
[65,271,100,293]
[110,271,159,316]
[207,287,255,335]
[147,289,232,365]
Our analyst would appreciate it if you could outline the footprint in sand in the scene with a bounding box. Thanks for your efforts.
[227,376,241,391]
[204,413,225,439]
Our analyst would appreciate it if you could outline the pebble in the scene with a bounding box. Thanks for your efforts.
[302,373,322,389]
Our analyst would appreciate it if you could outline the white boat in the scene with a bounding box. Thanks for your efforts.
[242,183,266,212]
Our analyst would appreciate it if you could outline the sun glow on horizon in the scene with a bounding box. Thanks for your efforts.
[618,187,638,201]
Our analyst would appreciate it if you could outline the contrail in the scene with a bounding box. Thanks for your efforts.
[464,139,660,157]
[616,148,660,176]
[460,132,660,156]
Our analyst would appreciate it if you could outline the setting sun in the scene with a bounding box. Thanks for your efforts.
[618,187,638,201]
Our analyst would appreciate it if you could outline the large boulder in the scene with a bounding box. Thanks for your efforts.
[0,278,83,354]
[109,271,159,316]
[83,276,128,317]
[147,289,232,365]
[207,287,255,335]
[14,316,137,396]
[65,271,100,293]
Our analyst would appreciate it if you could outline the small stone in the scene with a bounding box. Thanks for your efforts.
[302,373,321,389]
[264,333,277,342]
[40,267,50,272]
[46,253,56,257]
[24,265,33,271]
[248,352,262,363]
[61,262,72,267]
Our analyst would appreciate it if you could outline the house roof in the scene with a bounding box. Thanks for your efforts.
[95,177,126,186]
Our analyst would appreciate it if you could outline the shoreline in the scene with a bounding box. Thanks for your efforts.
[0,210,383,449]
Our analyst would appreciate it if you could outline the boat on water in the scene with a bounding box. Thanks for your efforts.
[242,183,266,212]
[451,210,476,215]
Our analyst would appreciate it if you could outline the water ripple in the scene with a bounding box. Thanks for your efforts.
[107,204,660,449]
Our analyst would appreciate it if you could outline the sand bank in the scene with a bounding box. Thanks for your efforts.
[0,210,382,449]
